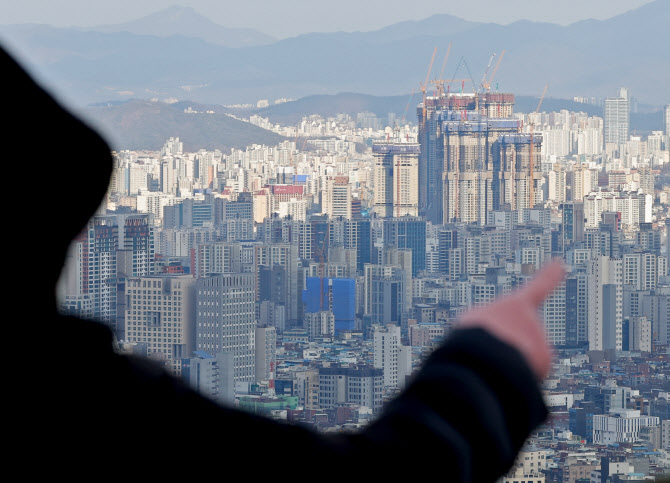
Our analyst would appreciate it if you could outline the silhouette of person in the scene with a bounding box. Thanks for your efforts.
[5,46,563,481]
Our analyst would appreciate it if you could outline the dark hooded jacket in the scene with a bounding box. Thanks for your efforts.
[5,46,547,481]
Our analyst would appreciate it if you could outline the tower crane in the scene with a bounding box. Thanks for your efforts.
[529,83,548,208]
[481,50,505,92]
[420,47,438,122]
[400,87,415,125]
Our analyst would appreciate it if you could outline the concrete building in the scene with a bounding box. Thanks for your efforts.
[588,256,623,351]
[604,88,630,150]
[496,134,544,212]
[68,213,155,335]
[542,280,566,346]
[255,326,276,385]
[318,366,384,414]
[182,351,235,404]
[441,113,521,225]
[372,324,412,389]
[364,265,406,326]
[196,273,256,383]
[322,175,352,219]
[628,316,652,352]
[593,409,659,445]
[305,311,335,340]
[125,275,196,376]
[372,143,419,218]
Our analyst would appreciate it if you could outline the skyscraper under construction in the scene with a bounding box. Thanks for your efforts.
[418,91,542,225]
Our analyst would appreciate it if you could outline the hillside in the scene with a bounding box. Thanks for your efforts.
[81,100,285,152]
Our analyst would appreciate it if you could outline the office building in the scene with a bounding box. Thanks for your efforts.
[125,275,196,376]
[318,366,384,413]
[593,409,658,445]
[196,273,256,383]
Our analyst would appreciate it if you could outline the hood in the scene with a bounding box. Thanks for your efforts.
[3,46,113,307]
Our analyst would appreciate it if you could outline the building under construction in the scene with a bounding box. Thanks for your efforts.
[418,91,542,225]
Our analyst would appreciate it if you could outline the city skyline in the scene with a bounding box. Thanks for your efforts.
[8,3,670,479]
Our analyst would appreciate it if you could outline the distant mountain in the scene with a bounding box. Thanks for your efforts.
[1,0,668,106]
[93,5,276,48]
[254,92,423,125]
[80,99,285,152]
[364,14,483,43]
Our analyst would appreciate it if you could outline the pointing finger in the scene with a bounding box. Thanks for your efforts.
[519,261,566,308]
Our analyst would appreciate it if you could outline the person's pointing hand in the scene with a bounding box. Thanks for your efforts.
[458,261,566,380]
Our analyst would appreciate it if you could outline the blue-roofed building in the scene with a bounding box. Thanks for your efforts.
[303,277,356,332]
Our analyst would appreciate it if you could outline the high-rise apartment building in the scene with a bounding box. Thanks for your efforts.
[322,175,352,219]
[442,113,522,225]
[59,213,155,335]
[588,256,623,351]
[604,88,630,149]
[496,134,544,212]
[542,280,566,346]
[364,264,406,326]
[372,143,419,218]
[565,272,589,347]
[125,275,196,376]
[372,324,412,389]
[255,243,299,322]
[255,326,277,384]
[665,104,670,149]
[561,202,585,249]
[196,273,256,383]
[418,92,519,224]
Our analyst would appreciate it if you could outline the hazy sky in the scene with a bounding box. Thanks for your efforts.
[0,0,656,38]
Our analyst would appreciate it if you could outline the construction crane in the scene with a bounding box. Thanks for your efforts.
[438,43,453,81]
[428,43,453,98]
[313,222,330,310]
[480,53,496,89]
[481,50,505,92]
[420,47,438,122]
[400,87,415,125]
[529,83,548,208]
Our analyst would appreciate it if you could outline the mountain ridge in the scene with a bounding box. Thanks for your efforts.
[1,0,667,106]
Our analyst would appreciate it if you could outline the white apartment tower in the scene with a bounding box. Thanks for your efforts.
[604,88,630,149]
[372,142,419,218]
[196,273,256,383]
[372,324,412,389]
[542,280,566,346]
[588,256,623,351]
[323,176,352,219]
[255,326,277,384]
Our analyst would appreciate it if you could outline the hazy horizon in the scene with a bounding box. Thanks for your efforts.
[0,0,656,38]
